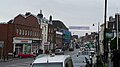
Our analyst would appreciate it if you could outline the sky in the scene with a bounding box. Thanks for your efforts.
[0,0,120,36]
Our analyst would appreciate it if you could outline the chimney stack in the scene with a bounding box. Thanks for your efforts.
[37,10,43,18]
[25,12,31,16]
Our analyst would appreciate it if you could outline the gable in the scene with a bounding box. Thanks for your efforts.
[26,14,39,27]
[13,14,40,28]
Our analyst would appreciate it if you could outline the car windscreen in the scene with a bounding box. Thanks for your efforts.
[32,62,63,67]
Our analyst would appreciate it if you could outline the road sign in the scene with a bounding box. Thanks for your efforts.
[106,32,114,39]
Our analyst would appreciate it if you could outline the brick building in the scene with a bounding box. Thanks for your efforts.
[0,12,42,58]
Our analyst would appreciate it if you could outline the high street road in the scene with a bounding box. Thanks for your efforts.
[0,48,89,67]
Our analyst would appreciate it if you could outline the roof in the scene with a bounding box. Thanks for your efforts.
[33,55,71,63]
[52,20,68,30]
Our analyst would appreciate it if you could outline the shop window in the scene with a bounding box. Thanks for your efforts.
[30,30,32,36]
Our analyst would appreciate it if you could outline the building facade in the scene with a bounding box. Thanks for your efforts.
[0,12,42,58]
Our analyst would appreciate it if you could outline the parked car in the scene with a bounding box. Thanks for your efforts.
[55,49,64,55]
[30,54,73,67]
[18,53,35,58]
[69,47,74,51]
[75,43,80,49]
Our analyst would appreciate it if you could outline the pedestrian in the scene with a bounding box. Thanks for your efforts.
[13,51,16,58]
[33,52,36,59]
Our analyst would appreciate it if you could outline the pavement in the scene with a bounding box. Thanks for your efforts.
[0,58,33,67]
[0,57,21,62]
[0,57,34,63]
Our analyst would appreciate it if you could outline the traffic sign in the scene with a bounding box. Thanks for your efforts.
[106,32,114,39]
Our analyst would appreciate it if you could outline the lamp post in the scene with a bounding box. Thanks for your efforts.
[98,22,100,53]
[116,13,119,50]
[104,0,107,63]
[93,22,100,67]
[93,22,100,52]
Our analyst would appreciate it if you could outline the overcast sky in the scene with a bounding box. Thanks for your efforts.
[0,0,119,36]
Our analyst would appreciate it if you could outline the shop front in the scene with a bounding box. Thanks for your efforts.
[13,37,40,57]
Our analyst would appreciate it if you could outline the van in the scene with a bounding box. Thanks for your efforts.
[30,54,73,67]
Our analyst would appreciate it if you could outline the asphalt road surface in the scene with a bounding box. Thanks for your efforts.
[0,48,89,67]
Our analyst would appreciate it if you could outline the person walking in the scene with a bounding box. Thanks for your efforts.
[13,51,16,58]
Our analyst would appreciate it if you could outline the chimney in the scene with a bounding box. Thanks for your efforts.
[109,16,114,22]
[49,15,52,21]
[85,33,88,36]
[49,15,52,24]
[37,10,43,18]
[25,12,31,16]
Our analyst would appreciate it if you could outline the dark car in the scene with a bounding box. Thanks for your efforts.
[69,47,74,51]
[76,44,80,49]
[55,49,64,55]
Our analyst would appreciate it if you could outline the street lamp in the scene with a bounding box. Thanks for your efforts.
[93,22,100,52]
[93,22,100,67]
[104,0,107,63]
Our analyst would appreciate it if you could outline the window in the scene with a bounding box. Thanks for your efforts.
[51,36,53,41]
[35,32,36,36]
[16,29,19,34]
[28,30,29,36]
[32,31,34,36]
[36,32,38,36]
[51,29,53,33]
[19,29,22,35]
[30,30,32,36]
[22,29,24,35]
[25,30,27,35]
[49,28,51,32]
[32,63,63,67]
